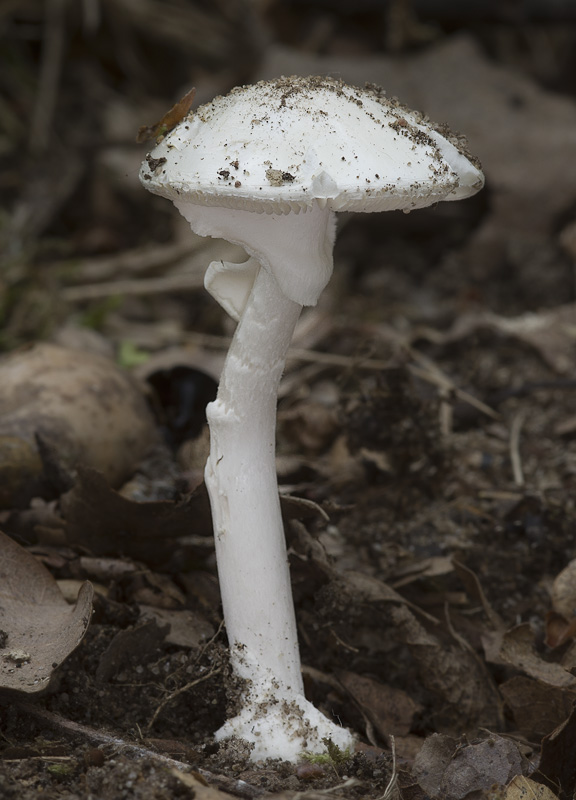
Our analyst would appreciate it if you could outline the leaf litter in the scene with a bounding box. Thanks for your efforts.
[0,531,93,693]
[2,4,576,800]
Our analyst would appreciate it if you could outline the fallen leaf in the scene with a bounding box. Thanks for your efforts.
[337,670,421,739]
[411,733,457,798]
[499,624,576,689]
[127,571,187,609]
[389,603,502,732]
[340,569,439,625]
[56,578,107,604]
[413,733,525,800]
[545,611,576,650]
[505,775,559,800]
[0,530,93,692]
[499,676,576,740]
[533,704,576,800]
[62,466,212,563]
[551,560,576,620]
[95,619,169,683]
[137,87,196,143]
[138,605,214,649]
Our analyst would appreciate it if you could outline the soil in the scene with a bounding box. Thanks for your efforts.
[1,2,576,799]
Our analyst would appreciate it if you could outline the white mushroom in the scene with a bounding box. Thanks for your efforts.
[140,76,484,762]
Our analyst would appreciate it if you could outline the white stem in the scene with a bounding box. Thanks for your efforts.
[205,264,303,693]
[173,200,353,760]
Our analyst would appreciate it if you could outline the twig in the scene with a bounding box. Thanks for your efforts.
[60,240,204,283]
[407,347,500,420]
[509,411,526,487]
[438,388,453,437]
[146,666,222,733]
[30,0,67,153]
[292,777,361,799]
[8,702,265,799]
[184,332,500,421]
[62,272,205,302]
[378,735,398,800]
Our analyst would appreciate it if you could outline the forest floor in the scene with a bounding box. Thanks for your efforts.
[1,2,576,799]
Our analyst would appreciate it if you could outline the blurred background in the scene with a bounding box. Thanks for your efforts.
[1,0,576,360]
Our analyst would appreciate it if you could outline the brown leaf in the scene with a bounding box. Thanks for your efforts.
[137,87,196,143]
[533,704,576,800]
[95,619,169,683]
[62,466,212,563]
[545,611,576,650]
[0,530,93,693]
[138,605,214,649]
[500,675,576,740]
[505,776,559,800]
[128,571,186,609]
[337,670,421,738]
[499,624,576,689]
[413,733,525,800]
[389,603,502,733]
[340,569,440,625]
[411,733,457,798]
[550,560,576,620]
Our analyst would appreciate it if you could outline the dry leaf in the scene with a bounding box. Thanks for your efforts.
[500,675,576,740]
[550,559,576,620]
[545,611,576,650]
[0,530,93,692]
[128,571,186,609]
[138,606,214,649]
[62,466,212,563]
[413,733,525,800]
[337,670,421,738]
[137,87,196,144]
[95,619,169,683]
[533,704,576,799]
[412,733,457,798]
[389,603,502,732]
[499,624,576,688]
[505,776,559,800]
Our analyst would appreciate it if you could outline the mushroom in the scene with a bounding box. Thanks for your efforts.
[139,76,484,762]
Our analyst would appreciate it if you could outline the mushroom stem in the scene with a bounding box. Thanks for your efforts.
[169,201,351,759]
[205,263,303,695]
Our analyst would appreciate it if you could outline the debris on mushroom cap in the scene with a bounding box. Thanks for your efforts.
[140,75,484,215]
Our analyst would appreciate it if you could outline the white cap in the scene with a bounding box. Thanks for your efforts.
[140,75,484,215]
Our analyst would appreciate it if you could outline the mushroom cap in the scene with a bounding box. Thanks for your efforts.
[140,75,484,215]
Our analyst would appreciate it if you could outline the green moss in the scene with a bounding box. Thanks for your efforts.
[301,738,352,766]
